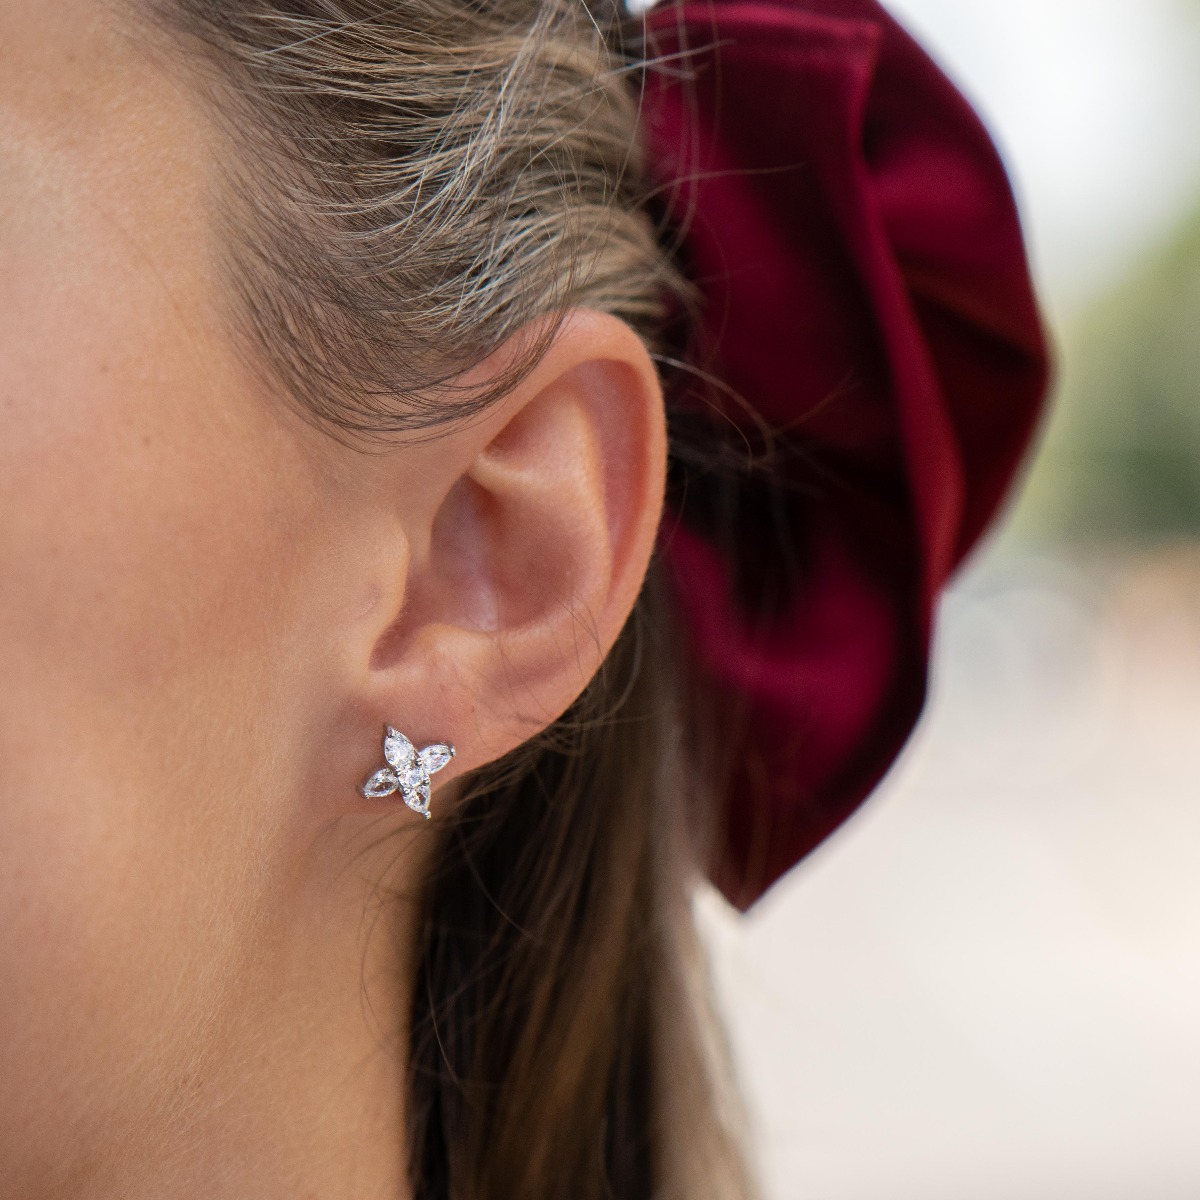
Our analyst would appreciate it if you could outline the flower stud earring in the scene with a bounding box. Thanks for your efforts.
[360,726,455,819]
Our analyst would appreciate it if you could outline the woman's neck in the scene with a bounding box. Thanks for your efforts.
[75,817,426,1200]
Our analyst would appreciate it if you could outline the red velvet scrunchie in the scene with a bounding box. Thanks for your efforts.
[641,0,1052,909]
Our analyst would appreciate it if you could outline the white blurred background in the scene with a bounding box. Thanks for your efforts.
[695,3,1200,1197]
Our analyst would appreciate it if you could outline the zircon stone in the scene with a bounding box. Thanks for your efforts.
[418,744,454,774]
[398,761,427,794]
[360,767,399,799]
[404,775,432,817]
[383,727,416,770]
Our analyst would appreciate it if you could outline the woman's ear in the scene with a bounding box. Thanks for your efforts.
[342,308,666,801]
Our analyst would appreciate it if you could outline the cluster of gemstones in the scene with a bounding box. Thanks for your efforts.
[360,726,455,818]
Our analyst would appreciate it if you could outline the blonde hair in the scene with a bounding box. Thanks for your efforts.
[139,1,755,1196]
[146,0,687,441]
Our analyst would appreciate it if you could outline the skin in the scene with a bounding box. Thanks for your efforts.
[0,3,667,1197]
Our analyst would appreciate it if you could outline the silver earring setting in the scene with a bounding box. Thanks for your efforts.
[360,726,455,819]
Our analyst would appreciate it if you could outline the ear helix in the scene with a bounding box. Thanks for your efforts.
[359,726,455,819]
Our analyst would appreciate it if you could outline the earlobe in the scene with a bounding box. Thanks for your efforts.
[357,309,666,796]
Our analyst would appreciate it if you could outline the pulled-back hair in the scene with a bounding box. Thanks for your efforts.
[138,1,754,1196]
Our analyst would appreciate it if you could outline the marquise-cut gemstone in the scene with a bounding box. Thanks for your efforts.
[383,728,416,770]
[404,776,431,815]
[361,767,399,799]
[419,744,454,774]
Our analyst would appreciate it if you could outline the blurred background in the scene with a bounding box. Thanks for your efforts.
[694,2,1200,1197]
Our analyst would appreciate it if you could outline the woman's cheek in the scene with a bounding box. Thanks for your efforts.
[0,91,319,1166]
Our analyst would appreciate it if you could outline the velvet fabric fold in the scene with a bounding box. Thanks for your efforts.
[641,0,1052,909]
